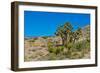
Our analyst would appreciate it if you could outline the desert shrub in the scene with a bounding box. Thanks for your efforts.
[86,39,90,48]
[56,46,64,53]
[48,41,65,55]
[48,53,57,60]
[63,48,68,55]
[48,47,60,55]
[62,43,73,57]
[60,46,65,51]
[67,39,90,59]
[42,36,48,39]
[78,39,90,51]
[86,38,90,43]
[47,42,54,53]
[86,42,90,49]
[75,42,82,51]
[29,38,37,42]
[67,43,73,50]
[47,41,58,54]
[26,54,38,61]
[34,37,38,40]
[69,51,84,59]
[31,39,35,42]
[48,47,57,54]
[47,41,53,48]
[72,41,84,51]
[82,39,90,53]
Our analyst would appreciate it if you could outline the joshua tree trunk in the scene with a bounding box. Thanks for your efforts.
[62,35,68,46]
[61,36,66,46]
[62,38,65,45]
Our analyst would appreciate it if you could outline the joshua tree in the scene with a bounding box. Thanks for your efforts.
[55,22,73,46]
[73,27,82,43]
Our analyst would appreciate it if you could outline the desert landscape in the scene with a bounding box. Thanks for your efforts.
[24,22,90,62]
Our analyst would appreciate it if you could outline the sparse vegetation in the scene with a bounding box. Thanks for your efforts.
[24,22,90,61]
[42,36,48,39]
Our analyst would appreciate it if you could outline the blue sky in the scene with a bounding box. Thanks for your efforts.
[24,11,90,37]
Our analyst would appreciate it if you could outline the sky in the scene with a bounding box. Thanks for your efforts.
[24,11,90,37]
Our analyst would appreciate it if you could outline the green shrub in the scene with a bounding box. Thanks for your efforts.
[69,52,84,59]
[57,46,64,52]
[67,43,73,50]
[86,38,90,43]
[47,42,53,48]
[48,53,57,60]
[72,41,83,51]
[47,41,65,55]
[75,43,82,51]
[86,39,90,49]
[29,39,35,42]
[47,42,55,53]
[42,36,48,39]
[48,47,56,53]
